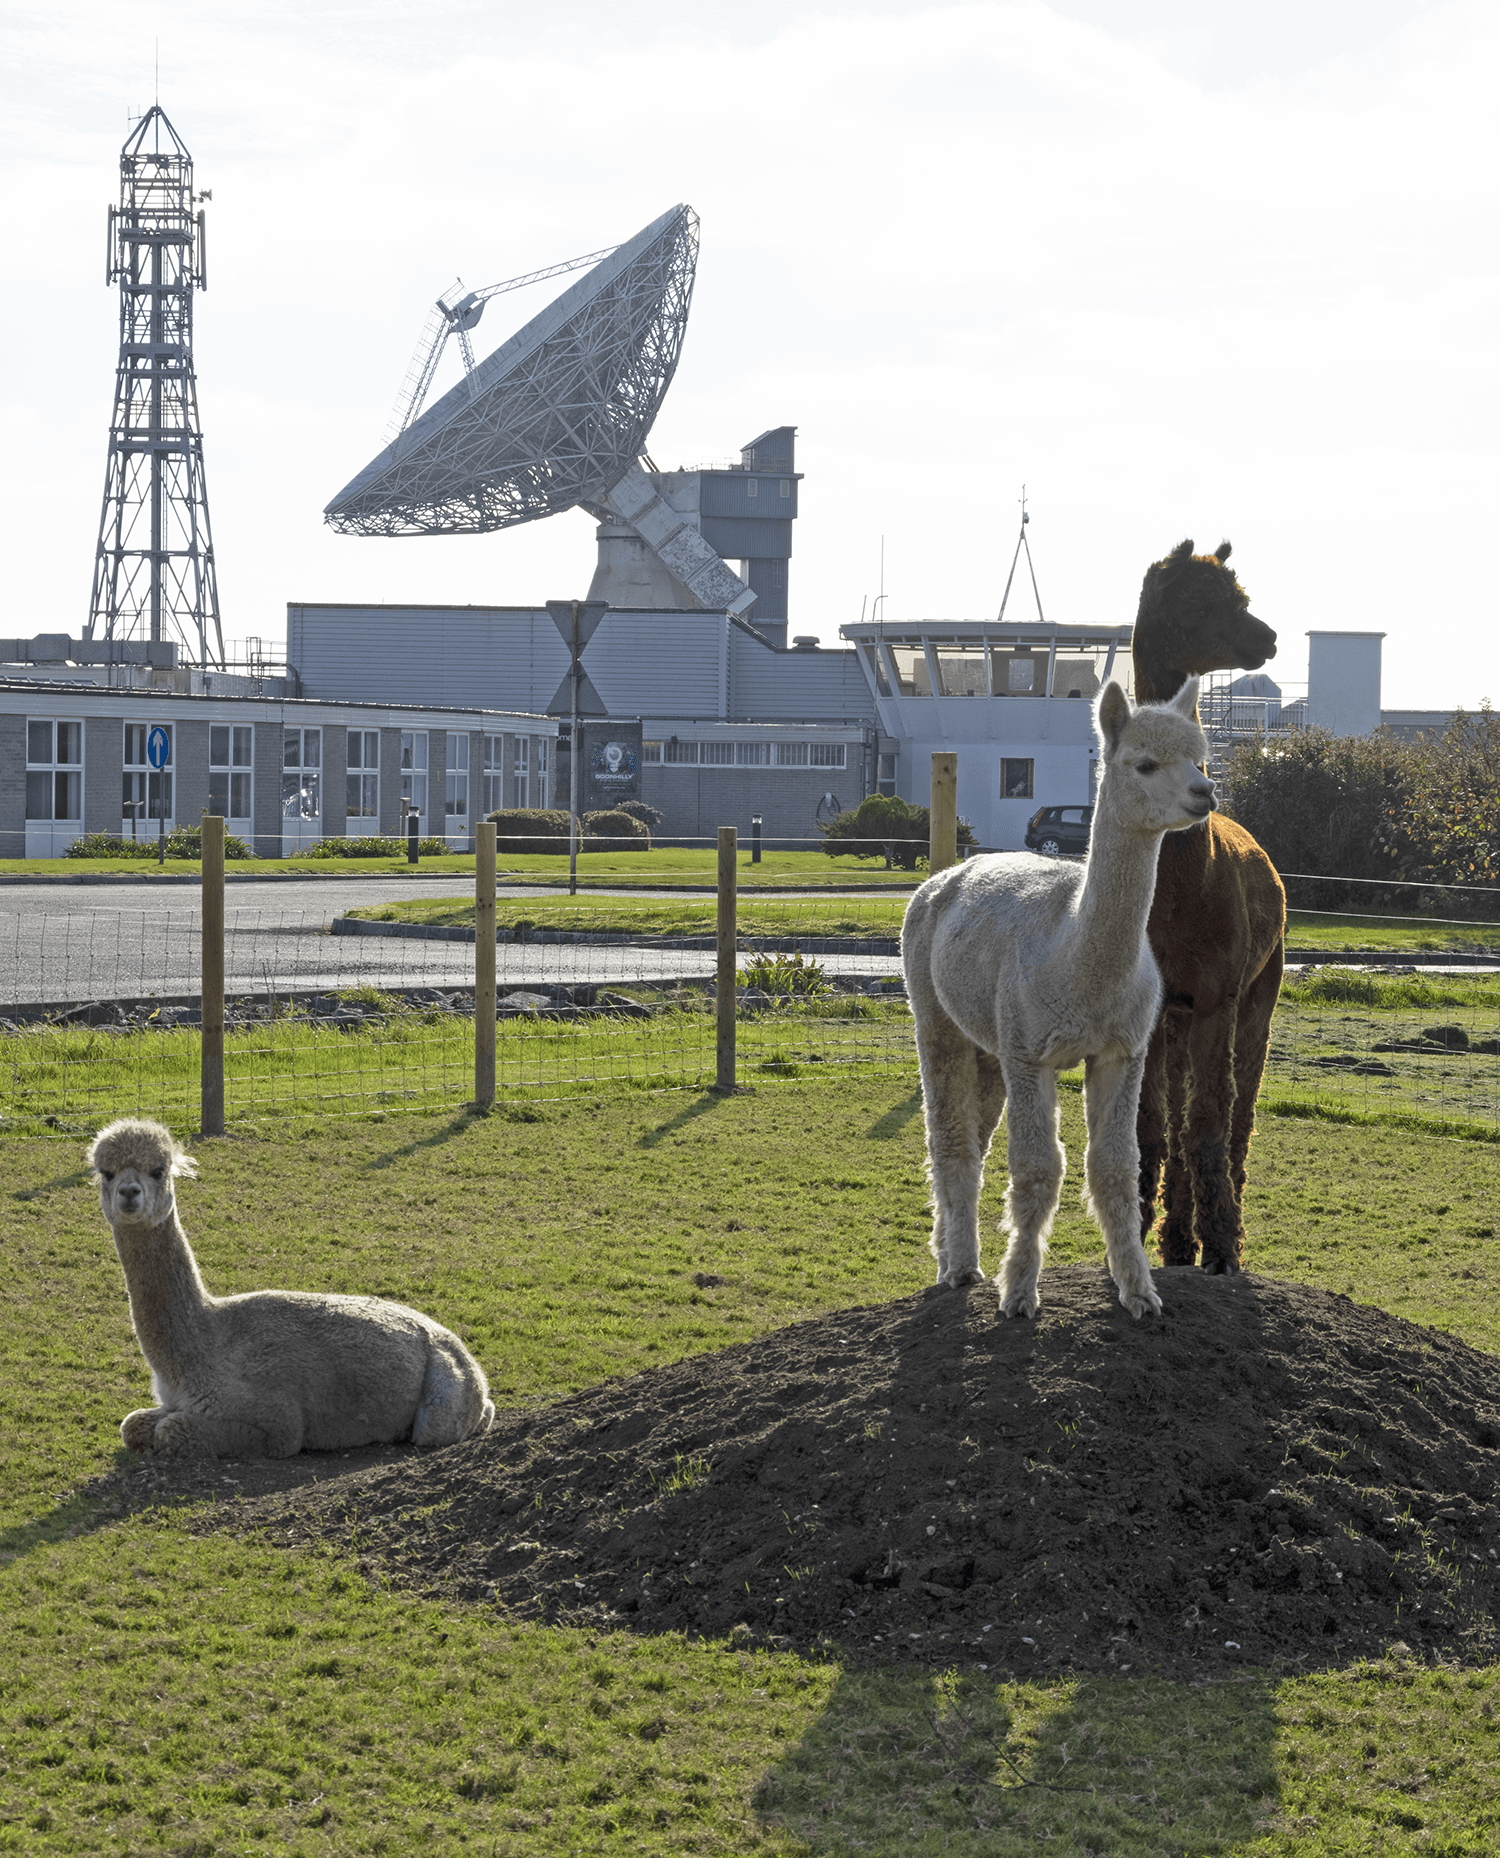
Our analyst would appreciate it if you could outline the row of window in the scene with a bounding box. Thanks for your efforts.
[23,721,549,825]
[643,740,848,769]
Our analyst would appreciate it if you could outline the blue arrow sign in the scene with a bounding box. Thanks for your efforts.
[147,726,170,770]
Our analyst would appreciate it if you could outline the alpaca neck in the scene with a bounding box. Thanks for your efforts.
[112,1210,213,1372]
[1132,648,1199,712]
[1071,799,1165,968]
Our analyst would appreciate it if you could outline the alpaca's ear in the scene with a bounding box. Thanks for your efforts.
[1096,680,1132,753]
[1169,538,1194,563]
[1213,540,1232,564]
[1169,675,1201,717]
[173,1150,199,1181]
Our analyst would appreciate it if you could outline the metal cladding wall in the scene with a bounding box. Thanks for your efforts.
[728,630,874,723]
[287,603,876,728]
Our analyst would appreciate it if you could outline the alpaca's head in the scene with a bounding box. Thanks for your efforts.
[87,1118,197,1227]
[1095,678,1216,840]
[1132,539,1277,695]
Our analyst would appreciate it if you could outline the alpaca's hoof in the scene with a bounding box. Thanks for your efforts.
[997,1287,1040,1319]
[934,1266,987,1290]
[1119,1284,1164,1319]
[1201,1257,1242,1277]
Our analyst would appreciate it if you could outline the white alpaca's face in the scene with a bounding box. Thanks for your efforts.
[1097,681,1215,839]
[95,1153,178,1226]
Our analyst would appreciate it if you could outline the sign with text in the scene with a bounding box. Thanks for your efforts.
[580,720,643,814]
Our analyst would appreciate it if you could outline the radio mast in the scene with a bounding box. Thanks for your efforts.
[86,105,224,667]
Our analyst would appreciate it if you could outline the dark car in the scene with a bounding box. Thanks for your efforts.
[1024,805,1092,856]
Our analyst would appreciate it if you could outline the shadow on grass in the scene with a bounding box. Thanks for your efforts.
[13,1167,92,1202]
[754,1662,1278,1855]
[637,1091,731,1148]
[366,1108,489,1170]
[866,1090,923,1140]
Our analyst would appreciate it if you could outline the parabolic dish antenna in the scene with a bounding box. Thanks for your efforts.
[325,205,756,613]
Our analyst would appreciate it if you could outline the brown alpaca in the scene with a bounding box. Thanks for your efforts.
[1132,540,1286,1272]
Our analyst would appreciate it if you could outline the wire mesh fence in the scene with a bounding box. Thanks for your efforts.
[1,879,1497,1138]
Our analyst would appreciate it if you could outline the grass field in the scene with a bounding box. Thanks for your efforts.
[0,849,918,889]
[4,1082,1500,1853]
[1284,910,1500,954]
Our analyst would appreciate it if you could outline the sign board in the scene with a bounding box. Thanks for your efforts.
[581,721,643,814]
[146,725,171,770]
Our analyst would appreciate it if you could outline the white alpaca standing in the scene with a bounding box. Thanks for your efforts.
[901,679,1214,1320]
[88,1117,495,1457]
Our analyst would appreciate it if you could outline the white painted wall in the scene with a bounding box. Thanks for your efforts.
[1306,632,1385,736]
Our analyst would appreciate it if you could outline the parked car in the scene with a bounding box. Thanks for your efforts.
[1024,805,1092,856]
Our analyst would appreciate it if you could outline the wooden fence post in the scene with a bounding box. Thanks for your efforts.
[475,821,497,1110]
[200,814,225,1135]
[716,825,737,1092]
[929,752,958,874]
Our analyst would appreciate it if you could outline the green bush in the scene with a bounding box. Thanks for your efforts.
[738,949,826,995]
[582,808,652,853]
[295,835,445,859]
[1222,708,1500,914]
[618,799,663,831]
[485,809,652,855]
[819,795,975,869]
[64,828,252,861]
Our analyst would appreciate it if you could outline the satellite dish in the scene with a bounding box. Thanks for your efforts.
[323,206,756,612]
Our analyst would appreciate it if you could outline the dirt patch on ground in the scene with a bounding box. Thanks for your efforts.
[102,1269,1500,1679]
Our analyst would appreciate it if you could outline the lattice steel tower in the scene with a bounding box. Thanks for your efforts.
[86,105,224,667]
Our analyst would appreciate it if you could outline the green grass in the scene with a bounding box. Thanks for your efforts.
[1286,910,1500,953]
[0,849,921,888]
[346,893,908,939]
[5,1085,1500,1851]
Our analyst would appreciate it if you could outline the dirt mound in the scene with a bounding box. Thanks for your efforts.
[207,1269,1500,1679]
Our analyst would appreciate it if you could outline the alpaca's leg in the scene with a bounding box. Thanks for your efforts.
[121,1406,167,1452]
[994,1067,1063,1319]
[915,1012,1002,1287]
[1083,1051,1162,1318]
[1136,1015,1169,1243]
[1156,1007,1199,1267]
[1227,941,1283,1241]
[124,1400,304,1458]
[1181,1004,1242,1275]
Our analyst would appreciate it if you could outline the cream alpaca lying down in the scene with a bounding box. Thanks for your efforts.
[88,1117,494,1458]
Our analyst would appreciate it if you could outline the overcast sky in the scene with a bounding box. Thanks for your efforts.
[1,0,1495,709]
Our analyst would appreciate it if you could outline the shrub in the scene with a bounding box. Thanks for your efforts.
[583,809,652,853]
[295,835,449,858]
[486,809,575,856]
[618,799,663,831]
[738,949,826,995]
[65,828,252,861]
[819,795,975,869]
[1222,713,1500,916]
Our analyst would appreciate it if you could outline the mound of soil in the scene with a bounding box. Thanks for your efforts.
[174,1269,1500,1680]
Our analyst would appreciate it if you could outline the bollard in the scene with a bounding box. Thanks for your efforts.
[751,813,762,864]
[200,814,225,1136]
[929,753,958,874]
[407,813,419,866]
[716,825,737,1092]
[474,822,496,1110]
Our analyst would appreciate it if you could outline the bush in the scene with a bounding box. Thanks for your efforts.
[583,808,652,853]
[65,828,252,861]
[738,949,826,995]
[295,835,449,858]
[486,809,575,856]
[484,809,652,855]
[819,795,976,869]
[1222,706,1500,915]
[617,799,663,831]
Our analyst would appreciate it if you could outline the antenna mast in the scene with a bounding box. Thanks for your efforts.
[996,484,1045,626]
[86,105,224,668]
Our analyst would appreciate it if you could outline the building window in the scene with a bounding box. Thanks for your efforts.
[1000,757,1035,800]
[809,743,847,768]
[780,479,790,497]
[512,736,529,808]
[482,734,506,813]
[1007,660,1035,694]
[736,741,770,766]
[282,727,321,821]
[774,742,810,767]
[747,478,758,498]
[346,729,378,822]
[400,730,428,824]
[877,751,898,797]
[663,739,698,765]
[700,740,733,766]
[123,722,173,825]
[641,740,662,764]
[445,732,470,825]
[209,724,254,821]
[26,720,83,822]
[536,739,549,808]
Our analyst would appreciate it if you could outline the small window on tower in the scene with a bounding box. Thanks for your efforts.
[780,480,790,497]
[746,478,758,498]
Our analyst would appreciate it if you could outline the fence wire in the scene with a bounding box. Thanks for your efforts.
[1,891,1496,1138]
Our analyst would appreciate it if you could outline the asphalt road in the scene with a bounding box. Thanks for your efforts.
[0,878,905,1008]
